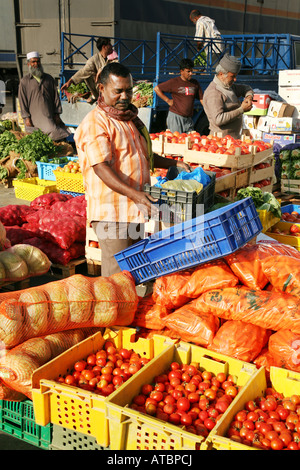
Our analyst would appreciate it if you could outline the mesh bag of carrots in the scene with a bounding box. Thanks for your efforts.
[0,271,138,351]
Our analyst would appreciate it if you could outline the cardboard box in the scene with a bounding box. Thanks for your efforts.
[262,131,300,147]
[279,70,300,87]
[279,87,300,104]
[245,93,271,116]
[267,100,295,118]
[257,116,271,132]
[242,115,259,129]
[269,117,300,132]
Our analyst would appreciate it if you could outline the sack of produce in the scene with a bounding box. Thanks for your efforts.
[268,330,300,373]
[0,204,36,226]
[152,270,192,309]
[208,320,271,362]
[0,328,100,399]
[163,303,219,347]
[0,380,27,401]
[179,259,239,299]
[0,272,138,350]
[195,286,300,334]
[132,299,170,330]
[23,237,85,265]
[30,192,72,210]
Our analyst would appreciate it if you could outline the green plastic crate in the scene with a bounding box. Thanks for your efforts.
[0,400,52,450]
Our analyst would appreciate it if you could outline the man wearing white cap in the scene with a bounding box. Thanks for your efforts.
[203,54,253,138]
[18,51,70,141]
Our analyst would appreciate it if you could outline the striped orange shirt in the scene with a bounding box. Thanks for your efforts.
[74,106,150,223]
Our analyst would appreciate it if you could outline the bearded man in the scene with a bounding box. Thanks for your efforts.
[18,51,70,141]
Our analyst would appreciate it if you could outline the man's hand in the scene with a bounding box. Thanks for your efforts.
[25,117,33,127]
[130,191,159,219]
[197,42,204,51]
[241,96,253,113]
[61,79,73,93]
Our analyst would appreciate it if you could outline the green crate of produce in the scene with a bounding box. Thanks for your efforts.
[0,399,52,450]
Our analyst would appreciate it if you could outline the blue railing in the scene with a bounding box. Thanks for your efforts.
[60,31,300,104]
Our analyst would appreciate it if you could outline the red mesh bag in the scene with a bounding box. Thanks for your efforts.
[0,205,36,227]
[30,193,72,209]
[24,237,85,265]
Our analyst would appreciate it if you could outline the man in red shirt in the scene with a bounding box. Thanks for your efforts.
[154,58,203,133]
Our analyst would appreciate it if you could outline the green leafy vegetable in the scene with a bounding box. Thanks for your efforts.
[67,82,89,95]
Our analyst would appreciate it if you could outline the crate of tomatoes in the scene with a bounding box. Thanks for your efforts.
[105,340,257,450]
[204,366,300,450]
[31,327,175,448]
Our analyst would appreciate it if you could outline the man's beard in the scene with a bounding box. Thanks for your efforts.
[29,65,44,79]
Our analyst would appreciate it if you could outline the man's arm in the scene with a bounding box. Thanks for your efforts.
[154,84,173,107]
[92,161,158,218]
[61,56,97,92]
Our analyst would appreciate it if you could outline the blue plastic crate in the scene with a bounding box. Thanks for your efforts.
[60,190,84,197]
[115,197,262,284]
[281,203,300,215]
[36,156,78,181]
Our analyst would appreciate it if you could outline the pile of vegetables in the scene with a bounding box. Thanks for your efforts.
[66,82,89,95]
[280,147,300,179]
[236,187,281,219]
[132,81,153,107]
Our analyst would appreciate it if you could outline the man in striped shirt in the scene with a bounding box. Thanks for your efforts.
[75,62,190,276]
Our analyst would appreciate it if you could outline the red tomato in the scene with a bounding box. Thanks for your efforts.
[176,397,190,412]
[74,360,87,372]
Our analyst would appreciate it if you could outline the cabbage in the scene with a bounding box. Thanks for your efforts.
[9,244,51,275]
[0,251,28,280]
[0,298,24,348]
[0,261,6,285]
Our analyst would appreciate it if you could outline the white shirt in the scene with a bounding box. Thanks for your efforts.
[194,16,224,54]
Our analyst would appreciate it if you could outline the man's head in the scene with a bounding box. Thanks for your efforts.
[99,62,133,111]
[189,9,201,25]
[96,37,113,58]
[27,51,43,79]
[179,58,194,81]
[216,54,241,87]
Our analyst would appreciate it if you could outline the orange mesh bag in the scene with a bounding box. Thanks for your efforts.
[268,330,300,373]
[0,271,138,350]
[163,303,219,347]
[179,259,239,299]
[0,380,27,401]
[152,270,192,309]
[208,320,271,362]
[110,271,139,326]
[195,286,300,334]
[0,328,100,399]
[259,255,300,296]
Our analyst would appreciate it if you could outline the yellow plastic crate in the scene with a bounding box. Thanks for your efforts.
[31,327,175,448]
[106,341,257,451]
[204,366,300,450]
[265,220,300,250]
[13,177,58,201]
[257,209,280,233]
[53,170,85,193]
